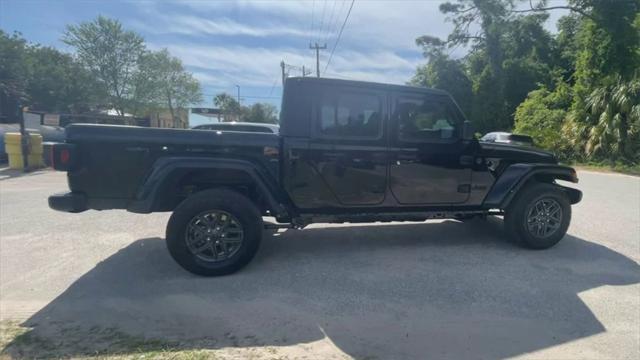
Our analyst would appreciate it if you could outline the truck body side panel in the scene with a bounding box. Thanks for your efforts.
[64,124,279,207]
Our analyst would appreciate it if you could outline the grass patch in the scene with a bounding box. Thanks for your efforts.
[0,321,226,359]
[0,321,296,359]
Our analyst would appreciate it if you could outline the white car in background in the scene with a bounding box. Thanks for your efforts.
[481,132,534,147]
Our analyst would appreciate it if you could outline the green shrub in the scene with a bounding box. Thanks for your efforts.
[514,83,572,159]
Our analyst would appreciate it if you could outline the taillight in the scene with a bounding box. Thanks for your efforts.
[60,149,70,164]
[51,143,77,171]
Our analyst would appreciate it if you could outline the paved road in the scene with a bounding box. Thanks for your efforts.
[1,169,638,359]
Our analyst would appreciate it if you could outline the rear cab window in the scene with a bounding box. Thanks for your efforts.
[314,87,384,140]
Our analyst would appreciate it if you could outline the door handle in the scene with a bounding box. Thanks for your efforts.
[288,149,300,160]
[324,152,344,158]
[459,155,474,166]
[125,147,149,153]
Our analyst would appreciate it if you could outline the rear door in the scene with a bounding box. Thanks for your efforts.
[307,84,388,206]
[389,92,474,204]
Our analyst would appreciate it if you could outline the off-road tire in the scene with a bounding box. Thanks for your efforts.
[504,183,571,249]
[166,189,262,276]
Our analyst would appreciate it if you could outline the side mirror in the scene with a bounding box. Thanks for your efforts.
[462,121,475,140]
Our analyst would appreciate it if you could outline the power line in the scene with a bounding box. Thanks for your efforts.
[324,0,345,46]
[268,77,278,97]
[317,0,328,44]
[322,0,338,44]
[309,0,316,46]
[323,0,355,75]
[310,0,319,65]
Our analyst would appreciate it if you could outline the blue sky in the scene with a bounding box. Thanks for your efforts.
[1,0,567,126]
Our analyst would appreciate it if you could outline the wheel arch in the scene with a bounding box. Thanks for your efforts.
[127,156,290,218]
[483,163,582,209]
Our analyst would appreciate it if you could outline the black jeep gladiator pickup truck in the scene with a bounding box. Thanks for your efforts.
[49,77,582,276]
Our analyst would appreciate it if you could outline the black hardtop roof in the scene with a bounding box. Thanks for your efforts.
[193,122,279,130]
[285,76,450,96]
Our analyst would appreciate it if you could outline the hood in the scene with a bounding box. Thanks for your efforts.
[479,141,556,164]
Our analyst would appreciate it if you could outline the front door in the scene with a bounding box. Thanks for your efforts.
[389,93,474,205]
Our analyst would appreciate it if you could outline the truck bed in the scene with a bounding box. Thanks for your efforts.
[64,124,279,207]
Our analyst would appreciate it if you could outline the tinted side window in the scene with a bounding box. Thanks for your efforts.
[396,97,458,141]
[317,92,381,138]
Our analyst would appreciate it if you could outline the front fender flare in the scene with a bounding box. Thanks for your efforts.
[483,163,581,209]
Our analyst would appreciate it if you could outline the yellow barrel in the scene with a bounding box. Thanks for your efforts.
[4,132,44,169]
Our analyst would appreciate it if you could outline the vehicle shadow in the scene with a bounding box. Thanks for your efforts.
[4,219,639,359]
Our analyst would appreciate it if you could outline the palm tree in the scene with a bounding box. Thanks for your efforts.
[213,93,241,122]
[583,77,640,161]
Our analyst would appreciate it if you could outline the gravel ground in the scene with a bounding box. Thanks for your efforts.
[0,169,638,359]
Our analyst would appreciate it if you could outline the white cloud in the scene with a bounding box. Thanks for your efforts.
[137,1,448,90]
[138,14,311,38]
[137,0,567,102]
[151,42,420,88]
[139,1,451,50]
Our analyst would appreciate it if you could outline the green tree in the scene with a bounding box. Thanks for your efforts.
[444,0,512,132]
[134,49,202,121]
[514,82,572,157]
[415,0,640,165]
[501,13,555,117]
[552,14,583,82]
[25,46,105,113]
[580,77,640,161]
[63,16,145,115]
[0,31,30,111]
[560,0,640,161]
[243,103,278,124]
[415,1,558,133]
[411,54,473,117]
[213,93,242,121]
[212,93,278,123]
[0,31,105,116]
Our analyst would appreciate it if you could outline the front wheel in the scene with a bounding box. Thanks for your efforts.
[166,189,263,276]
[504,183,571,249]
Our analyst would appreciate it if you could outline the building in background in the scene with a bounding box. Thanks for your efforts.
[149,109,189,128]
[190,108,230,128]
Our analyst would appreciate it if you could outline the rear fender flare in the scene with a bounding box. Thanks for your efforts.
[127,157,289,216]
[483,163,581,209]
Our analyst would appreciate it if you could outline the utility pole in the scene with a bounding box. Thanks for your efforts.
[309,42,326,78]
[235,85,240,103]
[280,61,286,86]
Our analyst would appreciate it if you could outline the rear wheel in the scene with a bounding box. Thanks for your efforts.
[504,183,571,249]
[166,189,262,276]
